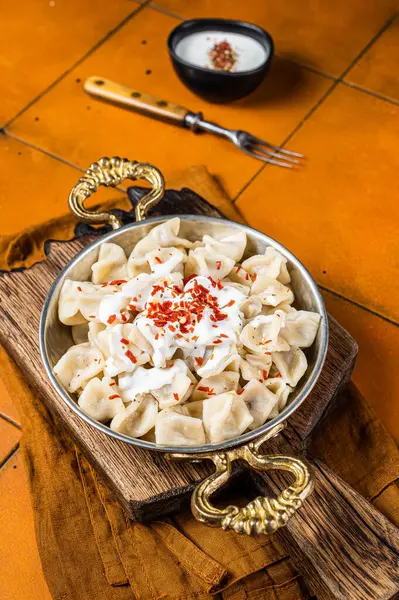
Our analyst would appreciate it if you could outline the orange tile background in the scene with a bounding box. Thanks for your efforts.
[1,1,398,598]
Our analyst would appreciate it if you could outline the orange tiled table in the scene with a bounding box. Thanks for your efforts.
[0,1,398,598]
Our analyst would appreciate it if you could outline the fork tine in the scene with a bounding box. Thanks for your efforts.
[240,145,294,168]
[247,134,304,158]
[247,143,301,165]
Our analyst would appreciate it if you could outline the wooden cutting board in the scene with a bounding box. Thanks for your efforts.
[0,187,398,600]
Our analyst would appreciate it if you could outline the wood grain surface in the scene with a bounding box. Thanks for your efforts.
[0,188,398,599]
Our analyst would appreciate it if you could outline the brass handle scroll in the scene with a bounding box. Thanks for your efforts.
[84,76,189,125]
[68,156,165,228]
[167,424,314,536]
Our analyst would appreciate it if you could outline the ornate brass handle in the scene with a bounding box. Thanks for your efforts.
[68,156,165,228]
[167,424,314,536]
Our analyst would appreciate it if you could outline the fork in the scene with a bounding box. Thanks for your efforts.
[84,76,303,169]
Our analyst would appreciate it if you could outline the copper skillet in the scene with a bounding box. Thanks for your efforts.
[39,157,328,536]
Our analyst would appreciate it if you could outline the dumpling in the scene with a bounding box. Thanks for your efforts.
[202,391,253,443]
[191,372,239,401]
[110,393,158,438]
[94,324,150,377]
[240,295,262,319]
[251,273,294,307]
[78,376,124,422]
[196,344,241,378]
[146,247,186,277]
[118,359,195,408]
[58,280,104,325]
[223,281,251,296]
[155,405,206,446]
[79,283,120,322]
[227,265,252,286]
[185,248,235,280]
[272,347,307,386]
[91,243,127,284]
[262,302,297,316]
[242,247,290,284]
[129,218,192,259]
[265,378,293,418]
[239,352,272,382]
[53,343,104,393]
[280,311,321,348]
[239,312,289,354]
[239,380,279,430]
[120,273,156,311]
[202,231,247,262]
[98,292,131,325]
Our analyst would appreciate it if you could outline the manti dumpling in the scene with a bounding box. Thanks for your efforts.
[155,405,206,446]
[191,372,239,401]
[242,247,290,284]
[239,352,272,382]
[58,280,117,325]
[110,394,158,438]
[202,391,253,443]
[202,231,247,263]
[251,273,294,307]
[272,347,307,386]
[239,380,279,429]
[240,312,290,354]
[78,376,124,421]
[91,243,128,284]
[280,311,321,348]
[53,343,104,393]
[93,323,150,377]
[118,359,196,408]
[129,217,192,260]
[185,247,235,280]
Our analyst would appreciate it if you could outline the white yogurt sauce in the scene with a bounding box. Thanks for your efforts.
[175,31,269,72]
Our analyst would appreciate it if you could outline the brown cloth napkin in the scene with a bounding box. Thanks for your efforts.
[1,165,398,600]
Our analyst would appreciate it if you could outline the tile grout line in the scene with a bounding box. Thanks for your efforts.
[318,285,399,329]
[340,79,399,108]
[3,1,150,130]
[0,443,19,470]
[232,10,399,204]
[0,413,22,430]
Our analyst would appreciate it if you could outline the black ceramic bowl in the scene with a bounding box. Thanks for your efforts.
[167,18,274,104]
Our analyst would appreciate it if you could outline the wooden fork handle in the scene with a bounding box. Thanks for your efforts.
[84,76,189,125]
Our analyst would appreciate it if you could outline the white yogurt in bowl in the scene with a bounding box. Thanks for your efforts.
[175,31,269,73]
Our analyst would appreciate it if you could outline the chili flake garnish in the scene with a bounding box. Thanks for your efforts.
[120,338,129,345]
[88,315,95,319]
[264,351,271,356]
[109,382,116,387]
[183,274,197,286]
[275,372,282,378]
[173,393,179,401]
[219,333,228,338]
[197,386,215,396]
[195,357,204,366]
[168,325,176,332]
[125,350,137,364]
[262,370,268,380]
[208,40,237,72]
[237,388,245,395]
[253,273,257,281]
[213,339,223,344]
[121,314,127,322]
[109,394,120,400]
[154,257,163,264]
[216,260,222,271]
[77,286,82,291]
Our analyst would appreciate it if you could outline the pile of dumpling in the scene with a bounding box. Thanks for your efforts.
[54,217,321,446]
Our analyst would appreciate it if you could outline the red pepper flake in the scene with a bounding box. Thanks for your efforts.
[253,273,257,281]
[262,370,268,381]
[275,372,282,378]
[154,256,163,264]
[128,304,137,311]
[154,333,159,340]
[213,339,223,344]
[217,280,223,290]
[109,394,120,400]
[183,274,197,286]
[197,386,215,396]
[264,352,272,356]
[151,284,164,296]
[173,285,183,294]
[121,314,127,322]
[208,277,217,288]
[264,340,272,344]
[88,315,95,319]
[77,286,82,291]
[195,357,204,366]
[120,338,129,345]
[110,279,127,286]
[212,324,218,328]
[245,273,250,281]
[191,335,199,342]
[225,299,235,308]
[109,382,116,387]
[235,266,241,273]
[175,333,184,339]
[168,325,176,332]
[173,393,179,401]
[237,388,245,395]
[216,260,222,271]
[209,40,237,72]
[219,333,228,338]
[125,350,137,364]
